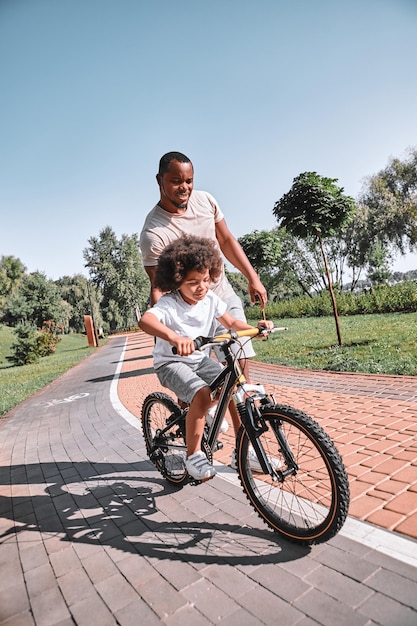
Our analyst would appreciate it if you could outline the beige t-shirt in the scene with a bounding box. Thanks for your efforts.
[140,190,235,300]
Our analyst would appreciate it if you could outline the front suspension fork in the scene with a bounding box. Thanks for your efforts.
[234,384,277,477]
[235,386,297,479]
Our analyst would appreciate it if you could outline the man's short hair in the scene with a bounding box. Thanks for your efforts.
[158,152,192,176]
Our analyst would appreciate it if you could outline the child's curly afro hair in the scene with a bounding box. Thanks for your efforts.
[154,235,223,293]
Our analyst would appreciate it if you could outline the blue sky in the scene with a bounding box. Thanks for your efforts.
[1,0,416,280]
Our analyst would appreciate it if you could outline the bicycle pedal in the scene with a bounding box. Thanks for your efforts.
[150,450,163,463]
[188,475,215,486]
[200,475,215,484]
[188,478,201,486]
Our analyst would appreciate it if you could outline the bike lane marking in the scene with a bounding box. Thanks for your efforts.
[35,392,89,408]
[111,334,417,569]
[109,335,145,429]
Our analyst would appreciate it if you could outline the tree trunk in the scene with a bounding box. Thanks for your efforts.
[318,235,343,346]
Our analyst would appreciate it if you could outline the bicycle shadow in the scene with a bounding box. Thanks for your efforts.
[0,461,310,564]
[86,367,156,383]
[111,355,152,364]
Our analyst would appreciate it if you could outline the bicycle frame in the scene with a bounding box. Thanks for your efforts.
[197,328,287,478]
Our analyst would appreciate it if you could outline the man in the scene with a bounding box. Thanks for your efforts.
[139,151,267,362]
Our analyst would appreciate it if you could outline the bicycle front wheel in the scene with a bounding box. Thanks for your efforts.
[236,404,350,545]
[141,392,188,485]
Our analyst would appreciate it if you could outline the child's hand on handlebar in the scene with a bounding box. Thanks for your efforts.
[170,335,195,356]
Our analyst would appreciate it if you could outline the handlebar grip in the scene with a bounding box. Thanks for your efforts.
[194,335,209,350]
[171,335,209,355]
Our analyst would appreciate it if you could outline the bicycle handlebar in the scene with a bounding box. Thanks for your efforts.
[171,326,288,354]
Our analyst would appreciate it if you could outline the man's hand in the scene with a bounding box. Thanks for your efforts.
[249,276,268,309]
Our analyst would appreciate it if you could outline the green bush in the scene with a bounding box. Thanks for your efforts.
[7,320,63,366]
[248,281,417,319]
[7,322,40,365]
[36,320,63,356]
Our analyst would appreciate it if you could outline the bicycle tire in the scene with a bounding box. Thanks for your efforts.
[141,392,188,485]
[236,404,350,545]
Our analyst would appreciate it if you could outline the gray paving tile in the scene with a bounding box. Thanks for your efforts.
[357,590,417,626]
[49,545,81,577]
[216,607,265,626]
[115,599,161,626]
[136,575,188,619]
[0,581,30,623]
[30,585,71,626]
[95,573,139,613]
[0,610,35,626]
[364,568,417,610]
[25,563,58,598]
[180,578,238,623]
[311,542,380,581]
[69,592,116,626]
[238,583,304,624]
[249,562,311,602]
[293,587,369,626]
[151,558,202,591]
[57,568,93,606]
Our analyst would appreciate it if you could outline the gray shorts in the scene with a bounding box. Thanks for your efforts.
[156,356,223,404]
[211,292,255,359]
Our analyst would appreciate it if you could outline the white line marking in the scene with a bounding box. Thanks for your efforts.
[109,336,143,430]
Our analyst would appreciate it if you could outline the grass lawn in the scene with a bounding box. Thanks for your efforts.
[247,311,417,375]
[0,326,99,417]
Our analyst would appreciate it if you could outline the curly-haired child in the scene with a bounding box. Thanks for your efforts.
[139,234,273,481]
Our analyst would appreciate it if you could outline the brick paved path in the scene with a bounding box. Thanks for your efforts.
[1,332,417,625]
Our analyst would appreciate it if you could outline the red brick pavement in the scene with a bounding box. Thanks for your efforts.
[118,331,417,541]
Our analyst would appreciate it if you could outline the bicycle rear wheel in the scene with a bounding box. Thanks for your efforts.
[141,392,188,485]
[237,404,350,544]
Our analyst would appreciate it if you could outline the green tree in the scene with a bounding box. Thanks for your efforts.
[238,229,282,302]
[7,322,40,365]
[2,272,69,329]
[56,274,103,333]
[0,256,26,315]
[238,228,305,301]
[83,226,149,331]
[366,242,392,286]
[238,230,282,271]
[273,172,356,345]
[225,269,251,307]
[359,146,417,256]
[0,255,26,286]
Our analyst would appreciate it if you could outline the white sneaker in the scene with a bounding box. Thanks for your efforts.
[206,405,229,433]
[231,446,283,473]
[185,451,216,481]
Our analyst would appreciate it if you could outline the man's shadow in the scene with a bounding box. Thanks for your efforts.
[0,461,310,564]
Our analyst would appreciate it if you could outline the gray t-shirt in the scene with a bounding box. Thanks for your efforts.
[140,190,235,301]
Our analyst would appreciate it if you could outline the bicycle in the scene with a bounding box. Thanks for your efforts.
[141,327,350,545]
